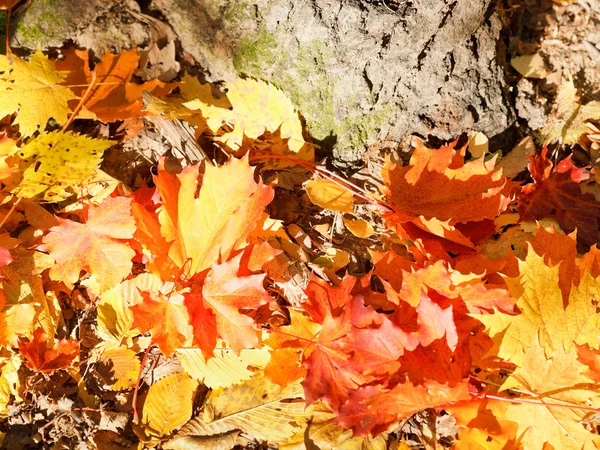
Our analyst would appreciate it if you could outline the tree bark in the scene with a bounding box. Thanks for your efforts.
[12,0,514,167]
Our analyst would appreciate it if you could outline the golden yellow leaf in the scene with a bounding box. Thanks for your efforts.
[0,50,77,137]
[142,372,198,437]
[177,376,308,443]
[500,338,600,450]
[185,78,312,161]
[307,402,389,450]
[99,346,141,391]
[476,249,600,366]
[12,131,114,201]
[0,355,21,417]
[2,247,58,344]
[305,179,354,213]
[176,347,270,389]
[164,431,240,450]
[343,217,375,238]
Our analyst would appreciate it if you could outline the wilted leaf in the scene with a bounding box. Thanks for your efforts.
[178,376,308,443]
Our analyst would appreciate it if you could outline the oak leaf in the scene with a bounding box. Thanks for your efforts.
[18,327,79,374]
[41,196,136,293]
[0,50,76,136]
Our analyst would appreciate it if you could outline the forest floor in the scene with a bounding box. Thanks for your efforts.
[0,0,599,449]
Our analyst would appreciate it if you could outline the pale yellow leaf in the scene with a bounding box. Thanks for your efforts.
[177,376,309,443]
[306,179,354,212]
[176,347,270,389]
[142,372,198,437]
[511,54,548,79]
[467,131,488,158]
[164,431,240,450]
[496,136,536,179]
[343,217,375,238]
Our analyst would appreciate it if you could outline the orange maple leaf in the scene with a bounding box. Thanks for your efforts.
[130,290,192,357]
[18,328,79,374]
[132,155,274,279]
[381,140,514,254]
[185,253,272,355]
[57,47,173,122]
[40,196,136,293]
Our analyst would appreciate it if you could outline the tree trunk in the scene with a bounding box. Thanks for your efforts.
[11,0,514,167]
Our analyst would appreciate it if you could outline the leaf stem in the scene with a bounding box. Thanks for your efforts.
[62,70,97,132]
[132,344,152,424]
[483,393,600,414]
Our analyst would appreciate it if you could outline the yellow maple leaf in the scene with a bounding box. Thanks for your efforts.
[476,248,600,366]
[500,337,600,449]
[185,77,313,162]
[0,50,76,137]
[12,131,114,201]
[97,345,141,391]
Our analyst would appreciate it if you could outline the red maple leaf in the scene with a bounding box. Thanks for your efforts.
[518,147,600,250]
[18,328,79,374]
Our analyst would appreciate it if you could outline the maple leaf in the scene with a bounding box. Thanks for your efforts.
[476,249,600,366]
[185,77,314,162]
[40,196,136,293]
[0,50,77,136]
[500,337,600,450]
[518,147,600,249]
[382,140,513,224]
[541,79,600,144]
[381,140,513,254]
[185,253,271,354]
[18,327,79,374]
[336,380,471,436]
[130,290,192,357]
[11,131,114,201]
[133,155,274,278]
[96,344,141,391]
[57,47,173,122]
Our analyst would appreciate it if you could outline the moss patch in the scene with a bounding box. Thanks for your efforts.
[13,0,67,47]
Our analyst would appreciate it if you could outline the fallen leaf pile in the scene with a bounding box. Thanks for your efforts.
[0,44,599,450]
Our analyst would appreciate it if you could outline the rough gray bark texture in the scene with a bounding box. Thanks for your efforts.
[12,0,514,167]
